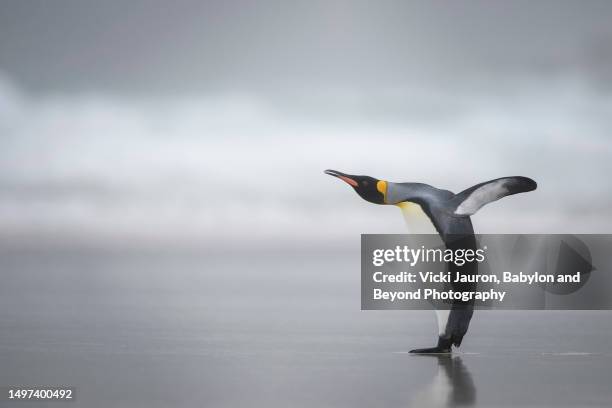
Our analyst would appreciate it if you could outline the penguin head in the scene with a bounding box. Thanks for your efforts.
[325,169,387,205]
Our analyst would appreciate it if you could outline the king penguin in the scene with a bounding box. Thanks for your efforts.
[324,169,537,353]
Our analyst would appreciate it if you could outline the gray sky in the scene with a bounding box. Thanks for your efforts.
[0,1,611,247]
[1,0,612,95]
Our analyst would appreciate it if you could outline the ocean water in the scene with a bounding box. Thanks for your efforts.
[0,247,610,407]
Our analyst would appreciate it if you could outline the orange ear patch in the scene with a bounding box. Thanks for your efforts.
[377,180,387,202]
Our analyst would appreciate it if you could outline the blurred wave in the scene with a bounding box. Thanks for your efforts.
[0,73,611,247]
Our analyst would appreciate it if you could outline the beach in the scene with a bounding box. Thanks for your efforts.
[0,247,610,407]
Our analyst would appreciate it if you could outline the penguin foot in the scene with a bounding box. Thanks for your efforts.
[409,336,453,354]
[409,346,451,354]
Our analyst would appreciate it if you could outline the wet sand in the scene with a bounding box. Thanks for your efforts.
[0,248,610,407]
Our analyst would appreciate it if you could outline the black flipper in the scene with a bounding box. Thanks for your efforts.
[450,176,537,216]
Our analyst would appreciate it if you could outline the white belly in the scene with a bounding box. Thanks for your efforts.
[397,202,438,234]
[399,202,447,328]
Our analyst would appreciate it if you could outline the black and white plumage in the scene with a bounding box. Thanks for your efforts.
[325,169,537,353]
[450,176,538,216]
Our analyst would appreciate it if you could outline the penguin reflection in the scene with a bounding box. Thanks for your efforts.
[410,355,476,407]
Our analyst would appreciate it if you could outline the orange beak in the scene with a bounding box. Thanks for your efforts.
[324,169,358,187]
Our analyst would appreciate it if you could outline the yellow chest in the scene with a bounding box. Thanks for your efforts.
[397,202,438,234]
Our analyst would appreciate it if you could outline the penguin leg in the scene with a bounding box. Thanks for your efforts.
[410,310,453,354]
